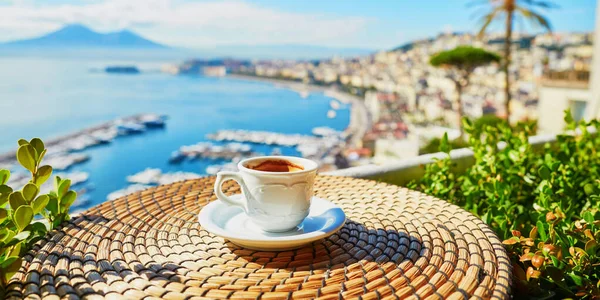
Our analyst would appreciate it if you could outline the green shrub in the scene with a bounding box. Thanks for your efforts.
[419,137,470,155]
[0,138,77,296]
[472,113,506,129]
[419,115,537,155]
[409,111,599,299]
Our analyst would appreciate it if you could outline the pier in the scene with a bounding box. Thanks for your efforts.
[0,113,166,168]
[206,129,345,161]
[171,142,262,163]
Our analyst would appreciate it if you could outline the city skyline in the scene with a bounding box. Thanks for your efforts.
[0,0,596,50]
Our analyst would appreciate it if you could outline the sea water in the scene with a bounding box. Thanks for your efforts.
[0,54,350,208]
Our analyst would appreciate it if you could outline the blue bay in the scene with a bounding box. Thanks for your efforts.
[0,55,350,209]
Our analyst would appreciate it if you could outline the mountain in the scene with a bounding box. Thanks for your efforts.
[1,24,370,59]
[3,24,167,49]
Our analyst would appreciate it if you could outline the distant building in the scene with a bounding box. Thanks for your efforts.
[203,66,227,77]
[587,3,600,121]
[538,4,600,133]
[371,137,420,164]
[538,70,590,133]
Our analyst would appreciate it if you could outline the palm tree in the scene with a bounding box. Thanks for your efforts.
[430,46,501,136]
[473,0,555,120]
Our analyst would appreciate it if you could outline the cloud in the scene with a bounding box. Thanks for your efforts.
[0,0,370,48]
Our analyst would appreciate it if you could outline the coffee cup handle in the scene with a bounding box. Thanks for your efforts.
[214,171,248,209]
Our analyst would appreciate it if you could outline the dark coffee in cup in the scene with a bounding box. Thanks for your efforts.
[247,159,304,172]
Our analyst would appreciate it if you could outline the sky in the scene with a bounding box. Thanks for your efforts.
[0,0,596,50]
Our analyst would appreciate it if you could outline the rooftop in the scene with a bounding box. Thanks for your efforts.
[540,70,590,89]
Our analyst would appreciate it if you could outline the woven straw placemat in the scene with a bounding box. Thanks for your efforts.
[5,176,511,300]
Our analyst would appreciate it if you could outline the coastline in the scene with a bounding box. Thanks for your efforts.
[227,74,370,148]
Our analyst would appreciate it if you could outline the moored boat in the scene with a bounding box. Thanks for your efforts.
[116,122,145,135]
[168,151,186,164]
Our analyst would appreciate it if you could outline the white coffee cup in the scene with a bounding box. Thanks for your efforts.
[214,156,318,232]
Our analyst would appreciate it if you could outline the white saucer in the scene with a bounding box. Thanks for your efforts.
[198,195,346,251]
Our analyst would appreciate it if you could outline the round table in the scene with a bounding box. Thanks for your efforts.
[5,176,511,299]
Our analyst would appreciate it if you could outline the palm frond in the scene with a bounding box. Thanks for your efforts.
[477,7,503,38]
[469,6,493,20]
[516,7,552,32]
[515,14,526,34]
[518,0,559,9]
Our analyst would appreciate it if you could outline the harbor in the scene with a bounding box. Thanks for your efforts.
[2,113,168,204]
[0,113,166,169]
[169,142,259,162]
[105,77,369,203]
[206,128,345,161]
[2,70,361,207]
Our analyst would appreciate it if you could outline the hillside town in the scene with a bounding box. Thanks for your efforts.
[160,31,593,166]
[226,32,593,163]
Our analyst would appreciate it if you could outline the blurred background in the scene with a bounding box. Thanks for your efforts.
[0,0,596,212]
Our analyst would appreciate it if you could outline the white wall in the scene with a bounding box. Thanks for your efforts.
[586,1,600,119]
[538,86,590,133]
[373,137,420,164]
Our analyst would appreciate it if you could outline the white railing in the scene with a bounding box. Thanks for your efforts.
[323,133,560,185]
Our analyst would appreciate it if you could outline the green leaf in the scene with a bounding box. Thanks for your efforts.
[8,242,21,257]
[0,185,12,207]
[31,195,49,214]
[2,257,22,283]
[53,176,62,192]
[0,208,7,223]
[29,138,44,157]
[36,219,51,231]
[584,183,596,195]
[508,150,520,162]
[439,132,451,153]
[17,139,29,146]
[0,256,19,269]
[16,144,37,173]
[34,165,53,186]
[0,169,9,185]
[22,183,38,202]
[537,221,547,241]
[37,149,47,164]
[483,182,494,194]
[28,221,47,236]
[583,211,594,224]
[46,196,59,215]
[585,240,597,252]
[58,179,71,198]
[564,109,574,127]
[13,205,33,232]
[462,118,473,131]
[568,273,584,286]
[2,229,15,243]
[12,231,30,241]
[538,165,551,180]
[550,255,561,268]
[0,228,8,241]
[60,191,77,209]
[8,192,26,209]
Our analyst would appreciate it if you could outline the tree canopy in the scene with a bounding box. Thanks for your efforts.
[429,46,501,71]
[475,0,556,38]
